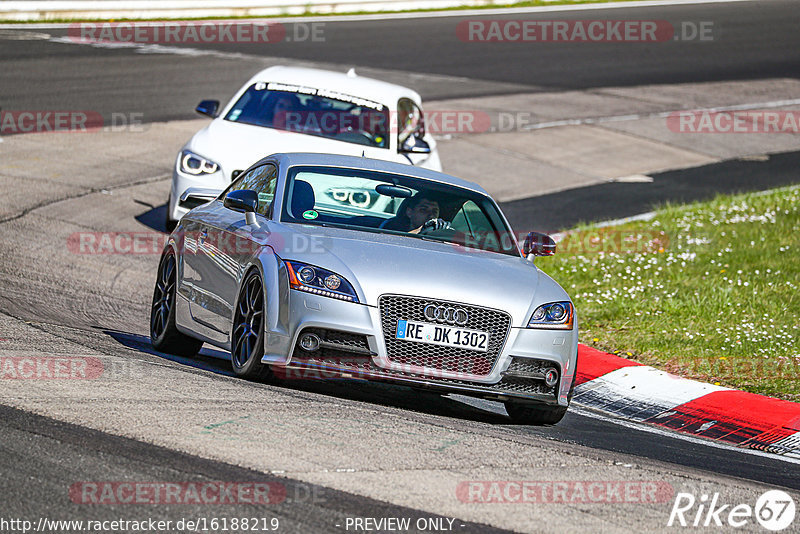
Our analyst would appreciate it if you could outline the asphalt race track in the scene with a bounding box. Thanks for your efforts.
[2,0,800,123]
[1,1,799,532]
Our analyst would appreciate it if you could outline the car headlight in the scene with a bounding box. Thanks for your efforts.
[179,150,220,176]
[284,261,359,303]
[528,301,574,329]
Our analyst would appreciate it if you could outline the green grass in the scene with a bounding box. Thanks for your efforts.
[536,185,800,401]
[0,0,678,24]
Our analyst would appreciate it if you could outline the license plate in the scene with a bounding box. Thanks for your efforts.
[395,320,489,352]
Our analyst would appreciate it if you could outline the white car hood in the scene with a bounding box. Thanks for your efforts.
[188,119,396,174]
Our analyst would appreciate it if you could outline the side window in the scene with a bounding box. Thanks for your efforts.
[451,200,513,253]
[223,164,278,216]
[452,200,494,235]
[397,98,424,146]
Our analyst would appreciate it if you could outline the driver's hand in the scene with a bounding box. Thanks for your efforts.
[420,218,452,232]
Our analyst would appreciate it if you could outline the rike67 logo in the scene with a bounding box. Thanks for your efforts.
[668,490,796,531]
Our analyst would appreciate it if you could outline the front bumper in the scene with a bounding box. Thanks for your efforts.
[262,291,578,406]
[169,167,229,222]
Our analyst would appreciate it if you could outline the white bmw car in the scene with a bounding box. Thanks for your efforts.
[167,66,442,230]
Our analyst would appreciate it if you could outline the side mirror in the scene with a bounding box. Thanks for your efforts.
[195,99,220,118]
[224,189,258,213]
[523,231,556,257]
[400,135,431,155]
[224,189,260,226]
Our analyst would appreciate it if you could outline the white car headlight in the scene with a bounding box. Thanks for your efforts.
[179,150,220,176]
[528,301,574,329]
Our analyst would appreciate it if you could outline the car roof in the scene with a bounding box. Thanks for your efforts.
[245,66,421,108]
[263,153,488,195]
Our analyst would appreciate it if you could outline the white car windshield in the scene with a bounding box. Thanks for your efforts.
[225,83,390,149]
[281,166,520,257]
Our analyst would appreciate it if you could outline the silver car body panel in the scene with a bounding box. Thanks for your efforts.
[169,153,578,406]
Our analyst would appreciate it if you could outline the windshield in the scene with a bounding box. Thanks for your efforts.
[224,82,389,149]
[281,166,520,256]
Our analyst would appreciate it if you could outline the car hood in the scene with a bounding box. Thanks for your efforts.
[270,224,569,327]
[187,119,395,173]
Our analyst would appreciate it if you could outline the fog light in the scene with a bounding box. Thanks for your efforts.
[544,368,559,387]
[299,333,321,352]
[324,275,341,290]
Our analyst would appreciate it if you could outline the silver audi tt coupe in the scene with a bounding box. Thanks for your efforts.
[150,153,578,424]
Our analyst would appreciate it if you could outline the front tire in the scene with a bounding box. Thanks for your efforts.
[504,401,568,425]
[165,202,177,234]
[150,250,203,356]
[505,361,577,425]
[231,270,272,381]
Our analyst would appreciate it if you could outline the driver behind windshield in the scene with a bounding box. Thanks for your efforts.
[266,92,301,130]
[380,192,452,234]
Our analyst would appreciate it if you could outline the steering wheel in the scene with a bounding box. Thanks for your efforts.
[355,130,377,144]
[418,219,454,235]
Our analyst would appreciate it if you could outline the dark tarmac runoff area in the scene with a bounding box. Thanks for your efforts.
[502,150,800,233]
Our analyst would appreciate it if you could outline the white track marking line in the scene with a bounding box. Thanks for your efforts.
[0,0,757,28]
[771,433,800,459]
[610,174,654,183]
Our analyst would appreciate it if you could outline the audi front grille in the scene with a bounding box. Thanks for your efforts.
[378,294,511,377]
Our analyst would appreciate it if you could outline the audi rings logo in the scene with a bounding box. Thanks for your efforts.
[424,304,469,325]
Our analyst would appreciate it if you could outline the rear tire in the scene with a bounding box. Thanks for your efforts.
[230,270,273,381]
[504,401,567,425]
[150,250,203,356]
